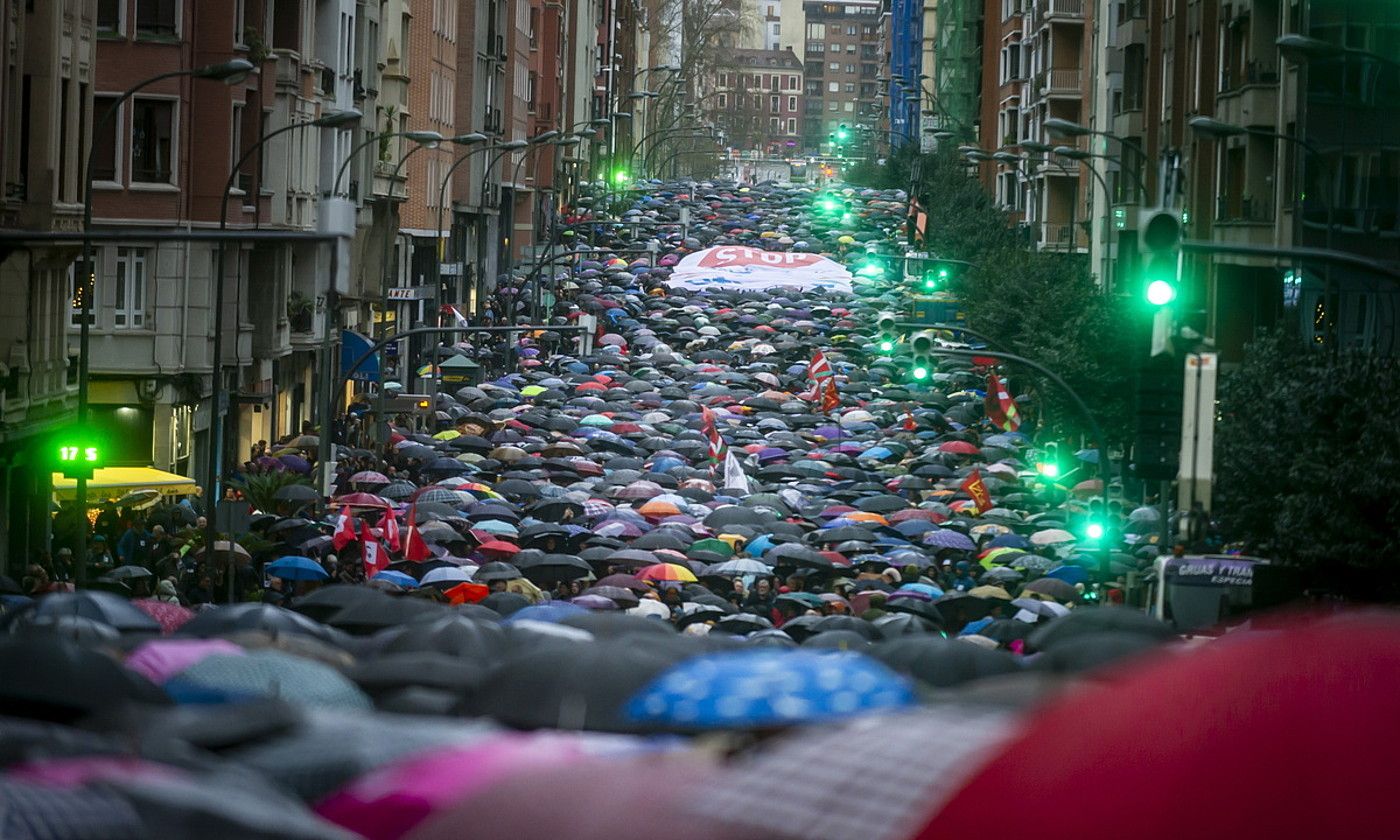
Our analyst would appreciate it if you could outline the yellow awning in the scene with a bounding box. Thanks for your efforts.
[52,467,198,501]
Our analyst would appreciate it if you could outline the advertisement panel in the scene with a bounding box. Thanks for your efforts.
[667,246,854,292]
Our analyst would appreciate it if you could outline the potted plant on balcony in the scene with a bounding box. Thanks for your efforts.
[286,291,314,333]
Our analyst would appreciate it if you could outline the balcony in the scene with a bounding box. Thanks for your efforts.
[1216,196,1275,226]
[1042,0,1085,22]
[1034,68,1081,99]
[1038,221,1088,252]
[1216,63,1280,129]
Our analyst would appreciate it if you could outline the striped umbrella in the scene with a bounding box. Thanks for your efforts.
[635,563,698,583]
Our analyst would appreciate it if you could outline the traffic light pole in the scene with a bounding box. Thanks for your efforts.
[928,346,1114,579]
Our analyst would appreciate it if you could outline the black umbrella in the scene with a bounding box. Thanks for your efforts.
[292,585,385,623]
[468,638,684,732]
[870,637,1021,688]
[180,603,336,641]
[1028,607,1177,651]
[513,553,593,587]
[326,594,448,636]
[0,637,170,722]
[374,614,507,660]
[2,590,160,634]
[273,483,320,502]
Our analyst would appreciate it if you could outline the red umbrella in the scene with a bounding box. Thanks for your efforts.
[331,492,390,509]
[477,540,520,555]
[938,441,980,455]
[131,599,194,634]
[916,613,1400,840]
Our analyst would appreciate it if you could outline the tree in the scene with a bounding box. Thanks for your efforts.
[1215,330,1400,586]
[851,145,1136,444]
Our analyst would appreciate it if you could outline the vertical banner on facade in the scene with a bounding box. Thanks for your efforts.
[1178,352,1218,511]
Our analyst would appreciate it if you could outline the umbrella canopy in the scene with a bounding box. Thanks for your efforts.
[626,649,917,729]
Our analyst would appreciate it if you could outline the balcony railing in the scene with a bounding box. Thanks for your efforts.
[1047,68,1079,91]
[1038,222,1088,251]
[1219,59,1280,93]
[1043,0,1085,20]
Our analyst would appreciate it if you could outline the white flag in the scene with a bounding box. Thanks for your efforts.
[722,451,751,495]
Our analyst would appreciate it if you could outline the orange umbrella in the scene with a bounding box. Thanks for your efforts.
[638,499,682,518]
[635,563,698,583]
[444,582,489,604]
[844,511,889,526]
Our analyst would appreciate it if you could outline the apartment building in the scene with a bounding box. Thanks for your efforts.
[706,47,805,157]
[0,0,93,571]
[802,0,884,155]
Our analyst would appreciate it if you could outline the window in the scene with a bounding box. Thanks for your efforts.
[843,83,854,93]
[828,81,839,92]
[234,0,246,44]
[770,95,780,111]
[113,248,148,329]
[230,103,246,190]
[136,0,177,36]
[770,74,778,89]
[131,99,174,183]
[91,95,121,182]
[829,62,839,71]
[97,0,121,32]
[68,259,94,328]
[787,117,796,134]
[788,95,797,110]
[806,22,825,39]
[770,117,779,133]
[844,101,853,111]
[845,64,855,73]
[718,93,727,108]
[847,25,856,35]
[828,101,838,111]
[1000,43,1022,83]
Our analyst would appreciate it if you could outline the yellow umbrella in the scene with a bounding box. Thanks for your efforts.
[432,430,461,441]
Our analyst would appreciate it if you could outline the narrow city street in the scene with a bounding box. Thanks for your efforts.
[0,0,1397,836]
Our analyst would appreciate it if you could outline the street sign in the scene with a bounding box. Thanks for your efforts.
[440,263,463,276]
[387,286,431,301]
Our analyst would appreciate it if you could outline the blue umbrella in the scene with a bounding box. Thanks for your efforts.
[893,520,939,537]
[987,533,1033,550]
[1045,565,1091,585]
[1074,448,1100,463]
[264,556,329,582]
[163,650,371,710]
[370,570,419,588]
[624,650,917,729]
[503,602,587,624]
[923,529,977,551]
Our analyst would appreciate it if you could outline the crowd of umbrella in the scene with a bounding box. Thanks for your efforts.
[0,179,1394,839]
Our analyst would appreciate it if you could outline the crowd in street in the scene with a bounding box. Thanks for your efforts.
[0,179,1391,839]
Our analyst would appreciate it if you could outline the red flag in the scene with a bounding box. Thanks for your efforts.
[440,304,470,328]
[960,469,994,514]
[984,373,1022,432]
[700,406,728,464]
[819,376,840,413]
[378,508,401,553]
[903,410,917,432]
[401,503,432,562]
[331,504,357,552]
[360,520,390,578]
[801,349,835,401]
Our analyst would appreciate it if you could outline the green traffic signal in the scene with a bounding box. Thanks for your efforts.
[612,168,630,184]
[878,340,895,353]
[1085,521,1105,541]
[54,431,104,480]
[1146,279,1177,306]
[911,365,930,381]
[1037,461,1061,479]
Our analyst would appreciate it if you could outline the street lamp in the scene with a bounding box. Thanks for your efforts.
[205,106,360,601]
[1044,118,1149,204]
[74,57,253,577]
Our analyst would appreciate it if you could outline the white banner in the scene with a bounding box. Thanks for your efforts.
[667,246,853,292]
[722,451,752,495]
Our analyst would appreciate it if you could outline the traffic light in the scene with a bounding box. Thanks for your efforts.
[1036,442,1067,481]
[876,312,899,354]
[919,264,952,292]
[1083,517,1106,542]
[1133,354,1183,482]
[835,124,850,142]
[54,431,104,480]
[817,194,843,215]
[1138,209,1182,309]
[612,168,630,184]
[909,330,935,382]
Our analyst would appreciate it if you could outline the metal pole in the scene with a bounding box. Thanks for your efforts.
[77,68,198,585]
[375,146,429,448]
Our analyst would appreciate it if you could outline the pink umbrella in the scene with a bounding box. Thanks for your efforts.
[124,638,244,684]
[405,753,726,840]
[130,598,195,633]
[316,733,595,840]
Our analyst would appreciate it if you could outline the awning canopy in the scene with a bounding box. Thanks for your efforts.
[52,467,198,501]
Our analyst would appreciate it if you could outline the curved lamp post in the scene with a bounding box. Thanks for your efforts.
[74,57,253,577]
[206,106,361,601]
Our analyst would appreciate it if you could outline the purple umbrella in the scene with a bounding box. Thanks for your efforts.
[923,529,977,551]
[756,447,788,464]
[278,454,312,473]
[254,456,285,471]
[571,594,620,611]
[595,520,646,538]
